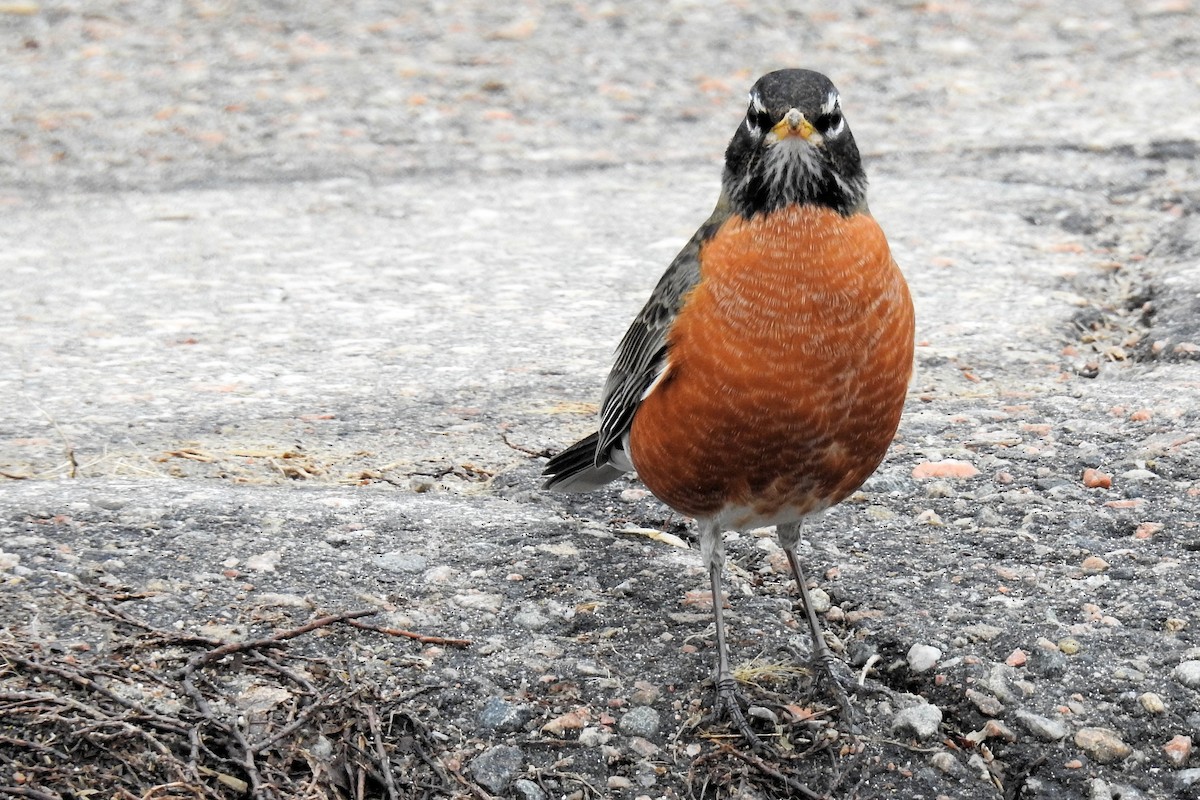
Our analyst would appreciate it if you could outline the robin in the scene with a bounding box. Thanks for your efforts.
[544,69,914,741]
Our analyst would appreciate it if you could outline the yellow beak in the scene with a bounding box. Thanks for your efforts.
[770,108,816,141]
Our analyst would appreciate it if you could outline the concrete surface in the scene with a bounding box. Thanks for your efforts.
[2,2,1199,798]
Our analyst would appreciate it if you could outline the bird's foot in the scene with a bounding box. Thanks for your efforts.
[787,644,859,731]
[706,676,765,750]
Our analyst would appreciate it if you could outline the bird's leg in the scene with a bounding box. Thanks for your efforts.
[777,521,856,727]
[700,519,761,748]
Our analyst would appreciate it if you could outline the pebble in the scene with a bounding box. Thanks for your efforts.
[578,726,613,747]
[911,460,980,479]
[630,680,660,705]
[1082,468,1112,488]
[542,708,590,735]
[1081,555,1110,573]
[907,643,942,673]
[423,565,456,584]
[891,702,943,740]
[1006,648,1028,667]
[1074,726,1132,764]
[618,706,661,738]
[984,664,1021,703]
[607,776,633,790]
[1138,692,1166,714]
[1177,768,1200,791]
[807,587,831,613]
[930,751,962,775]
[1058,637,1081,655]
[244,550,281,572]
[1174,660,1200,688]
[513,607,551,630]
[628,736,660,757]
[512,778,547,800]
[965,688,1005,717]
[1090,778,1113,800]
[964,719,1012,743]
[470,745,524,794]
[479,697,533,732]
[1015,710,1069,742]
[1164,735,1192,768]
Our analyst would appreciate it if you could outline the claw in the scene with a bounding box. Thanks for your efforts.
[711,676,764,749]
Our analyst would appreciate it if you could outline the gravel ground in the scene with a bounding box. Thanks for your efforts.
[2,1,1200,799]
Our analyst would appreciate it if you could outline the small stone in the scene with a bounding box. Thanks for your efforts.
[513,608,551,631]
[1082,468,1112,489]
[1075,727,1132,764]
[912,460,980,479]
[965,688,1005,717]
[542,707,590,735]
[925,480,954,498]
[1138,692,1166,714]
[1006,648,1028,667]
[479,697,533,732]
[1015,710,1069,741]
[577,726,613,747]
[1090,778,1113,800]
[1058,637,1081,655]
[892,702,943,740]
[470,745,524,794]
[618,706,661,738]
[1135,522,1164,539]
[907,644,942,673]
[1174,661,1200,688]
[807,587,831,613]
[244,550,281,572]
[1081,555,1110,573]
[984,664,1021,704]
[512,778,547,800]
[627,736,660,757]
[1164,735,1192,768]
[607,776,633,790]
[983,719,1017,742]
[930,751,962,775]
[1177,768,1200,791]
[630,680,660,705]
[915,508,944,526]
[423,565,455,584]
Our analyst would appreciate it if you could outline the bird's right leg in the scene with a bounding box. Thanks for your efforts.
[700,518,761,747]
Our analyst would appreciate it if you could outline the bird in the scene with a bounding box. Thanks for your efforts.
[543,69,915,742]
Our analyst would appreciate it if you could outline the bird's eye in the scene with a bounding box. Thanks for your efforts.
[818,109,844,135]
[745,105,772,137]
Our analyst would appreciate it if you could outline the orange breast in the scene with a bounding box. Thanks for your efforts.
[628,205,914,527]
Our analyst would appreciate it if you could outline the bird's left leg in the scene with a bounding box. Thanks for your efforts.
[777,520,856,726]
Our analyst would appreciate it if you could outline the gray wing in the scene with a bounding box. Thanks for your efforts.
[594,196,732,465]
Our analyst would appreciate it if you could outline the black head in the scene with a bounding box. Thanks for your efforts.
[722,69,867,217]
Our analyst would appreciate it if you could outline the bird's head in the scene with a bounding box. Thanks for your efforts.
[722,69,868,218]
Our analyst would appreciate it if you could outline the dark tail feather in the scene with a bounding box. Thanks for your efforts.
[543,431,626,492]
